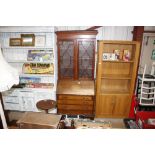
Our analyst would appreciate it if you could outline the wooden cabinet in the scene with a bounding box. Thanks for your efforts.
[56,30,97,115]
[56,30,98,80]
[57,80,95,115]
[95,41,140,118]
[96,94,131,118]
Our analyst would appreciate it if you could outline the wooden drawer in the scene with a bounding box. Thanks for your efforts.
[57,104,93,111]
[57,95,93,101]
[57,100,93,105]
[58,109,93,115]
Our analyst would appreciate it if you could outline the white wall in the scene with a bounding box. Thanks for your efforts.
[56,26,90,31]
[97,26,133,40]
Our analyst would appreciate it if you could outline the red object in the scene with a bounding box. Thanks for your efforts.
[129,95,155,128]
[129,95,137,119]
[136,111,155,129]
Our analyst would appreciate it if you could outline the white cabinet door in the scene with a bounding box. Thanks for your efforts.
[19,91,35,111]
[2,89,21,111]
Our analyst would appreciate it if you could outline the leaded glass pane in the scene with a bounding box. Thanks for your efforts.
[59,41,74,78]
[78,41,94,79]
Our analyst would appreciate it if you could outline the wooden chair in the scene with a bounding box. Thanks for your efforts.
[36,99,56,114]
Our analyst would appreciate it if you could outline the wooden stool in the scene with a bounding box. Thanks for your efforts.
[36,99,56,114]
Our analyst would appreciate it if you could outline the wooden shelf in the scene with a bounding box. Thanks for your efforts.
[100,90,130,94]
[102,60,134,63]
[101,74,132,80]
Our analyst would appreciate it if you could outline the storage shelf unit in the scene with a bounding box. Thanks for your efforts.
[95,40,140,118]
[0,26,57,112]
[137,66,155,106]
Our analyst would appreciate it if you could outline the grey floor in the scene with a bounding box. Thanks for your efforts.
[95,118,126,129]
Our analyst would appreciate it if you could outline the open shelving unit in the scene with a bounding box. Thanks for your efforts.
[0,26,57,112]
[95,40,140,118]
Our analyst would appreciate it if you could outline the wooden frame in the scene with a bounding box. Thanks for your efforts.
[9,38,21,46]
[95,40,140,118]
[56,30,98,80]
[21,34,35,46]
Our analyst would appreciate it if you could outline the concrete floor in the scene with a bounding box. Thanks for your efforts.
[95,118,126,129]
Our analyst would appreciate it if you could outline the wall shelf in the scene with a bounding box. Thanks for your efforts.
[103,60,134,63]
[0,27,57,112]
[2,46,53,49]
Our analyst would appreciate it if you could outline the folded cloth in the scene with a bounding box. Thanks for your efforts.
[0,46,19,92]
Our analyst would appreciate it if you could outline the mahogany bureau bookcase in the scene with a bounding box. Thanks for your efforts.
[56,30,98,116]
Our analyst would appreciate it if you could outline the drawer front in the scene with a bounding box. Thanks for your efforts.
[57,100,93,105]
[57,95,93,101]
[58,109,93,115]
[57,104,93,111]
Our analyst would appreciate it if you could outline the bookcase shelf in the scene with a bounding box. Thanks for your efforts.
[102,60,134,63]
[101,74,132,79]
[96,40,140,118]
[100,90,130,95]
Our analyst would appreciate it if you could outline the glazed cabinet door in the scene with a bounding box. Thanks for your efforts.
[58,40,74,79]
[78,40,95,79]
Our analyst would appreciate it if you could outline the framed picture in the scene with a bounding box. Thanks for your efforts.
[9,38,21,46]
[102,53,115,61]
[21,34,35,46]
[113,49,123,60]
[123,49,131,61]
[102,53,109,60]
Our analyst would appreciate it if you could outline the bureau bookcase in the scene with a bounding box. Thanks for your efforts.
[95,40,140,118]
[56,30,98,115]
